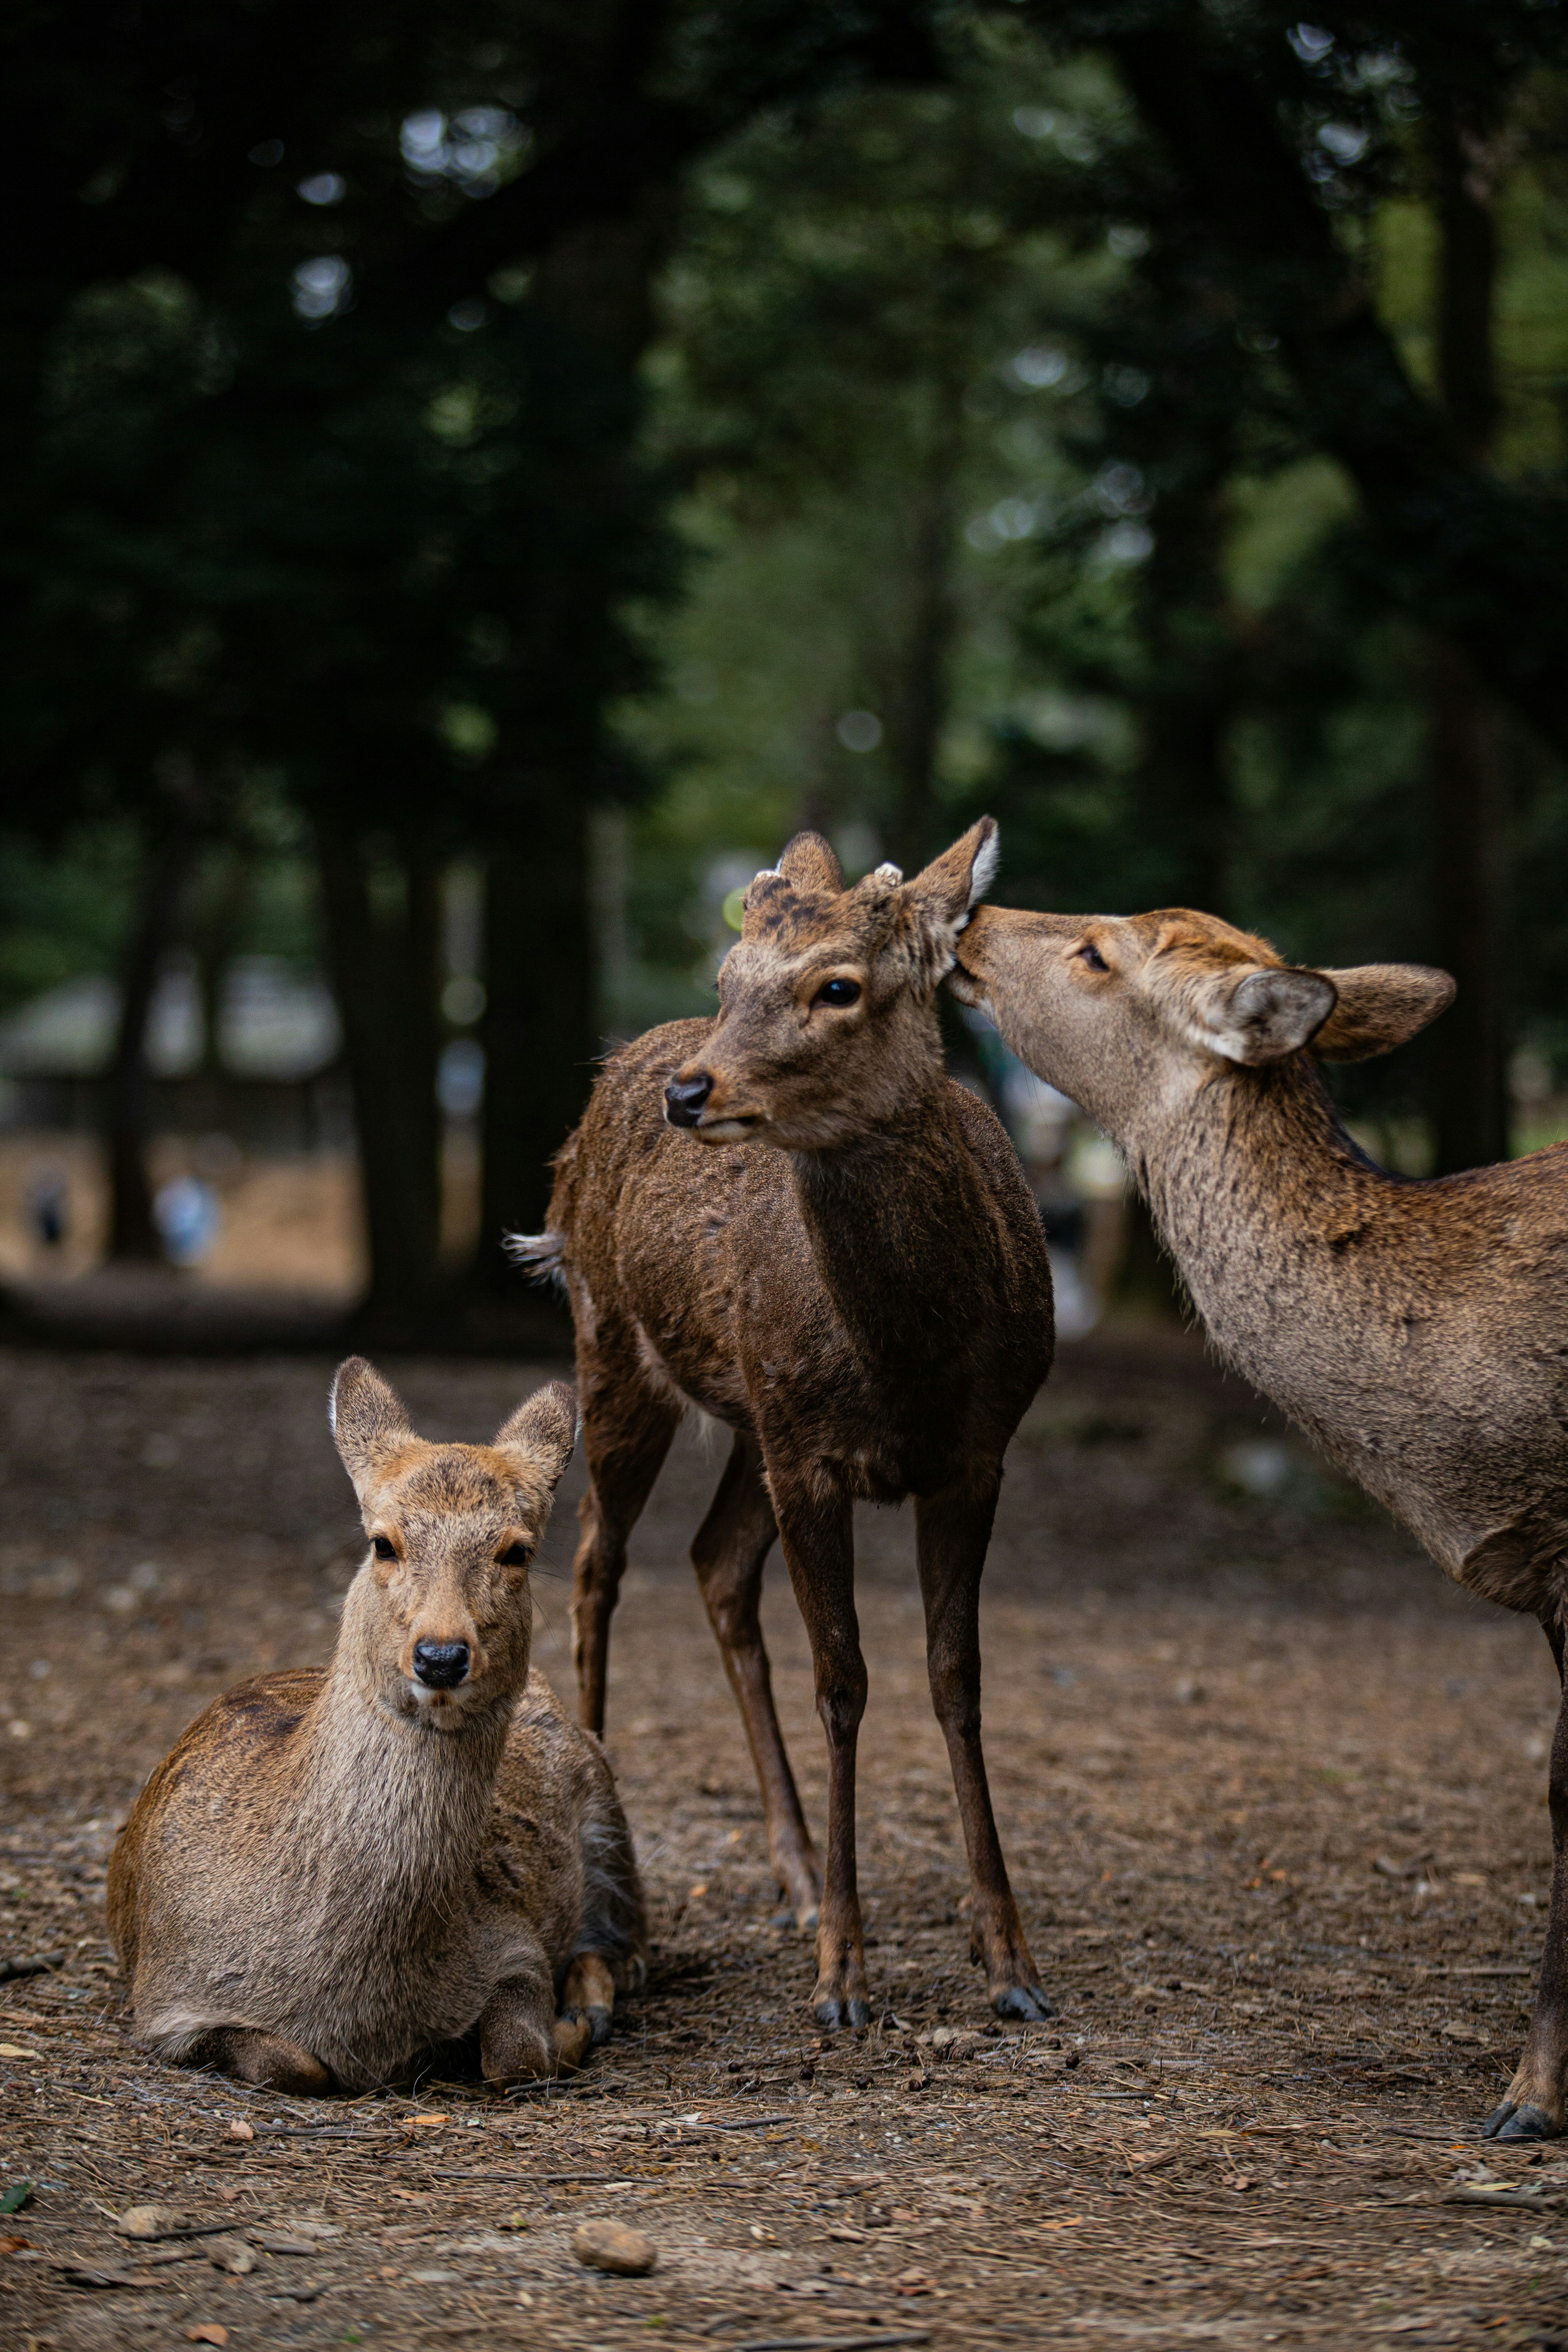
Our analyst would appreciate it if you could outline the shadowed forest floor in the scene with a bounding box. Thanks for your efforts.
[2,1331,1566,2350]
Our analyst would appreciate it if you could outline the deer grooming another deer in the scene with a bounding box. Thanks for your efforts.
[949,899,1568,2138]
[514,821,1054,2030]
[107,1360,645,2094]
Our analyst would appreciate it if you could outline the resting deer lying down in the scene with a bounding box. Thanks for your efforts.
[517,822,1055,2030]
[107,1361,645,2095]
[950,900,1568,2139]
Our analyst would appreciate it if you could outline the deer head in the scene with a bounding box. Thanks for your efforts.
[329,1358,576,1731]
[948,905,1454,1138]
[663,819,1000,1149]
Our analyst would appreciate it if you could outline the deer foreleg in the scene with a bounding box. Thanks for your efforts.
[1486,1606,1568,2139]
[693,1433,822,1930]
[773,1477,867,2030]
[916,1479,1052,2022]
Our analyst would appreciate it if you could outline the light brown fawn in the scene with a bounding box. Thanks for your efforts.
[514,822,1055,2030]
[107,1360,645,2095]
[951,900,1568,2138]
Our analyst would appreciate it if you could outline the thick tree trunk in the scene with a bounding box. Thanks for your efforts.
[316,823,443,1320]
[882,374,964,871]
[477,802,596,1288]
[105,833,191,1261]
[1427,111,1509,1174]
[1428,641,1509,1170]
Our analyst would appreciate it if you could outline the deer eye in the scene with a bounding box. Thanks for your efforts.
[814,978,862,1008]
[498,1542,531,1568]
[1076,942,1109,973]
[372,1535,396,1561]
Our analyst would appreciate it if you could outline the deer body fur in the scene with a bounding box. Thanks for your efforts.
[108,1364,644,2096]
[951,901,1568,2137]
[522,823,1055,2029]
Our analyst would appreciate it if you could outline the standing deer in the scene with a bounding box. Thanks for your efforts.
[516,821,1054,2029]
[108,1360,645,2094]
[950,900,1568,2138]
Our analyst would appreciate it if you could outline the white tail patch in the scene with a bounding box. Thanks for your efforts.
[507,1230,566,1286]
[873,861,904,884]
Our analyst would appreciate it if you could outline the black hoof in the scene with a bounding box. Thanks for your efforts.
[586,2004,613,2048]
[814,1995,872,2033]
[994,1984,1056,2022]
[1493,2101,1562,2142]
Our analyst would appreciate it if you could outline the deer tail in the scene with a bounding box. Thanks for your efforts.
[505,1228,566,1288]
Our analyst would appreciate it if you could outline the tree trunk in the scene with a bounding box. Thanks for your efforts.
[316,822,443,1321]
[105,832,191,1261]
[1428,641,1509,1170]
[882,373,964,872]
[1427,110,1509,1174]
[477,802,596,1288]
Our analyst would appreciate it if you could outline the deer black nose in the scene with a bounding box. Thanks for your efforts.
[412,1640,470,1689]
[664,1072,713,1128]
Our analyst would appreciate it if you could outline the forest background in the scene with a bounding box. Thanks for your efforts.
[2,0,1566,1335]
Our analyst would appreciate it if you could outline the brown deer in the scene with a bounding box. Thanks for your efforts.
[514,821,1055,2030]
[949,900,1568,2139]
[107,1360,645,2095]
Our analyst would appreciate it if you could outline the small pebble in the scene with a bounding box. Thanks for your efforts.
[118,2205,186,2240]
[571,2218,658,2276]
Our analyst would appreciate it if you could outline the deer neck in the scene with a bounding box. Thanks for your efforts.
[1128,1055,1383,1405]
[789,1076,974,1368]
[288,1619,511,1946]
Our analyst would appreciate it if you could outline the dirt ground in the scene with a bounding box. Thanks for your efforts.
[2,1328,1566,2352]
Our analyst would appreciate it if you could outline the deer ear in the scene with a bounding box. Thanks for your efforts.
[775,831,844,893]
[1312,964,1456,1061]
[1197,966,1337,1065]
[330,1357,414,1498]
[493,1380,577,1492]
[903,818,1000,984]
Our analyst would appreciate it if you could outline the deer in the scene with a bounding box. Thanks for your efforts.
[513,820,1056,2031]
[107,1359,646,2096]
[947,898,1568,2138]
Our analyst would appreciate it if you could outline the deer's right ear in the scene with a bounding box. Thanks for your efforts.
[494,1381,577,1492]
[1312,964,1456,1060]
[1196,966,1338,1065]
[775,831,844,893]
[330,1357,414,1499]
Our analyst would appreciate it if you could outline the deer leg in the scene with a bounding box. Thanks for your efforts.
[916,1480,1052,2022]
[693,1432,822,1931]
[773,1478,868,2030]
[1486,1606,1568,2140]
[572,1378,681,1735]
[201,2026,332,2096]
[480,1976,591,2084]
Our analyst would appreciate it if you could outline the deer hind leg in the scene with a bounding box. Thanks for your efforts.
[202,2026,332,2096]
[572,1363,681,1735]
[1486,1608,1568,2140]
[773,1475,869,2030]
[480,1974,590,2083]
[693,1432,822,1931]
[916,1479,1052,2022]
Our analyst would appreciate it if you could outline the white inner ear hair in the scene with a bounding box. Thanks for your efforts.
[967,829,1000,909]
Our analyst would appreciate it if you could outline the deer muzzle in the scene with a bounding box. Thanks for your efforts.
[411,1639,471,1690]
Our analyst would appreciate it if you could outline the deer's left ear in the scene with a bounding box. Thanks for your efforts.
[1312,964,1455,1060]
[494,1380,577,1492]
[904,818,1000,983]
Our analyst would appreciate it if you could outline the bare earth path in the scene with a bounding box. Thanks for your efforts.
[1,1331,1565,2350]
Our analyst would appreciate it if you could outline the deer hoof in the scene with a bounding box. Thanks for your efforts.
[1484,2099,1562,2141]
[814,1995,871,2033]
[994,1984,1055,2022]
